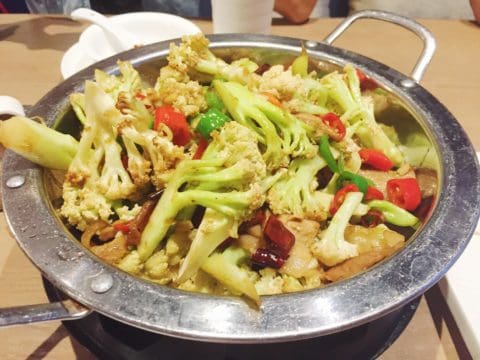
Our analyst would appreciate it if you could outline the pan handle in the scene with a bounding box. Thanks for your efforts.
[0,299,91,327]
[323,10,436,82]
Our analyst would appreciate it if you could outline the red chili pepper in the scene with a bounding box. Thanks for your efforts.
[359,148,393,171]
[113,222,131,233]
[365,186,384,201]
[330,183,360,215]
[386,178,422,211]
[193,137,209,160]
[320,112,346,141]
[360,209,385,228]
[264,215,295,258]
[356,69,379,91]
[154,105,191,146]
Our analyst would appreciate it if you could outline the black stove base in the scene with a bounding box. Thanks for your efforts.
[43,277,419,360]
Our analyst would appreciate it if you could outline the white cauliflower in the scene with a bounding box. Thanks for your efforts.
[117,250,143,275]
[60,183,113,231]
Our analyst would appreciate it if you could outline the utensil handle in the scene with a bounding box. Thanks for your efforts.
[0,299,91,327]
[0,96,25,117]
[323,10,436,82]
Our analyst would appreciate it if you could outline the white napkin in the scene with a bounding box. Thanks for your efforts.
[439,152,480,359]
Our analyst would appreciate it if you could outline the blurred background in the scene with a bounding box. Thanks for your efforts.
[0,0,476,21]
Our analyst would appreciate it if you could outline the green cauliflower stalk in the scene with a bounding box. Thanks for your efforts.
[213,79,316,170]
[0,116,78,170]
[69,61,144,126]
[368,200,420,228]
[176,208,235,283]
[267,154,332,221]
[60,81,138,230]
[70,93,87,125]
[137,122,274,261]
[87,80,185,191]
[321,65,404,167]
[115,91,184,189]
[311,191,363,266]
[201,245,260,305]
[175,121,289,282]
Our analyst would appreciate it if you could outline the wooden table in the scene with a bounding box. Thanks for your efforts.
[0,14,478,359]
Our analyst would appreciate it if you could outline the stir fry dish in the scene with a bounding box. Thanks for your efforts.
[0,34,437,305]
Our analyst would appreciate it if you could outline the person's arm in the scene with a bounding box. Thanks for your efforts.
[274,0,317,24]
[471,0,480,23]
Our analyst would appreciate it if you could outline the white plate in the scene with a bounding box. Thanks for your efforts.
[61,12,201,79]
[440,153,480,359]
[61,42,96,79]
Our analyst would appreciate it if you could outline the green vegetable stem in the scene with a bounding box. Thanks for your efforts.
[318,135,370,194]
[319,135,338,173]
[337,171,369,194]
[205,89,225,111]
[368,200,420,228]
[291,44,308,77]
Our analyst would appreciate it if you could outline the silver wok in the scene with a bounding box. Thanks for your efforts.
[1,11,479,343]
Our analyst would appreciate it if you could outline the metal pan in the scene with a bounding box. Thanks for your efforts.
[1,10,479,343]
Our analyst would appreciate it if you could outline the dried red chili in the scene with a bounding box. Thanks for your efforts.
[264,215,295,258]
[251,248,285,269]
[360,209,385,228]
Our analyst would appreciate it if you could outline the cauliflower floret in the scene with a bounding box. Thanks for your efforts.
[154,66,207,117]
[303,272,323,289]
[142,221,192,283]
[115,204,141,223]
[176,270,227,295]
[267,155,330,222]
[117,250,143,275]
[255,268,284,295]
[143,250,172,284]
[256,65,302,101]
[282,275,304,293]
[94,61,142,101]
[60,183,113,231]
[165,221,192,265]
[119,120,186,189]
[167,33,210,73]
[252,65,329,116]
[311,192,363,266]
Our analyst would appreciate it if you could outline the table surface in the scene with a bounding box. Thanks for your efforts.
[0,14,478,359]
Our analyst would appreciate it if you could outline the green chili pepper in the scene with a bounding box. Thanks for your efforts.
[319,135,338,173]
[368,200,420,228]
[205,89,225,111]
[337,171,369,194]
[291,44,308,77]
[196,108,231,138]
